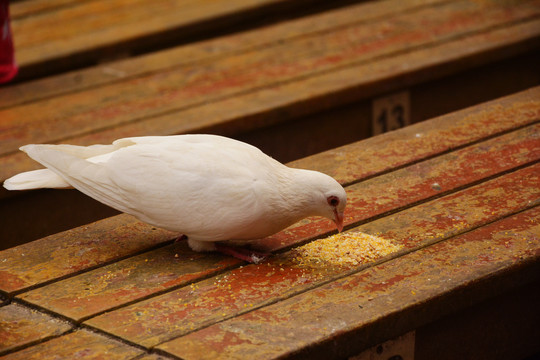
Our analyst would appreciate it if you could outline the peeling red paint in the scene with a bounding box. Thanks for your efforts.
[364,271,423,293]
[157,207,540,359]
[85,162,540,348]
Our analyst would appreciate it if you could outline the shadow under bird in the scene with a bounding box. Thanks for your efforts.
[4,135,347,263]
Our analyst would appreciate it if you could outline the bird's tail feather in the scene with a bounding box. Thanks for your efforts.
[17,144,134,216]
[3,169,70,190]
[3,142,122,191]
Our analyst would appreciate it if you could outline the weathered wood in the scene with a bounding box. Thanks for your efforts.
[11,0,90,19]
[2,0,539,162]
[0,215,176,296]
[1,329,143,360]
[1,88,538,295]
[135,354,173,360]
[155,206,540,359]
[0,303,71,356]
[85,164,540,348]
[288,84,540,184]
[1,88,538,358]
[1,86,536,248]
[2,0,443,108]
[258,123,540,251]
[2,82,539,199]
[12,123,539,323]
[2,0,539,246]
[10,0,343,80]
[17,242,238,322]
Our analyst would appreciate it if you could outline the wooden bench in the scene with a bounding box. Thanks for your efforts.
[1,0,540,245]
[9,0,344,80]
[1,87,539,359]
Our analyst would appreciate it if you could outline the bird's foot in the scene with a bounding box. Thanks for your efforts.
[214,243,270,264]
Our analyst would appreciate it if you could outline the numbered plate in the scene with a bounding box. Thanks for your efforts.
[372,91,410,135]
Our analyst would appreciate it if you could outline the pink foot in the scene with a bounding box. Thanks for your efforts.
[215,243,270,264]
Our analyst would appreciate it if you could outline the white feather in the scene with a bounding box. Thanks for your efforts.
[5,143,125,190]
[3,169,71,190]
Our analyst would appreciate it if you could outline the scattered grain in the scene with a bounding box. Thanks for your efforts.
[288,231,401,269]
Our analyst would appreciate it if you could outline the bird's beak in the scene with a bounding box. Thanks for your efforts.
[333,209,344,232]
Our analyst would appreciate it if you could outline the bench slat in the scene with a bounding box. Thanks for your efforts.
[156,206,540,359]
[1,329,143,360]
[0,215,176,295]
[2,0,444,108]
[10,0,327,79]
[5,0,539,153]
[2,13,539,183]
[0,303,71,356]
[15,123,539,323]
[84,163,540,348]
[1,87,538,296]
[17,242,238,321]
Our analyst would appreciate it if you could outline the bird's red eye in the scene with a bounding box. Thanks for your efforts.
[327,196,339,207]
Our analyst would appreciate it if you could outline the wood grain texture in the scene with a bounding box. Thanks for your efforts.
[2,0,538,182]
[157,206,540,359]
[2,0,444,108]
[1,329,143,360]
[86,163,540,348]
[0,303,71,356]
[0,87,538,358]
[14,123,538,323]
[10,0,332,79]
[0,215,176,296]
[1,87,537,297]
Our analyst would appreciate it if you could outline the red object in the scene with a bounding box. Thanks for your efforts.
[0,0,17,83]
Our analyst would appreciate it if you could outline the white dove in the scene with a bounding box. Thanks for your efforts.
[4,135,346,262]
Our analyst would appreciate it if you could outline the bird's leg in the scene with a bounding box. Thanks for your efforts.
[214,243,270,264]
[185,238,270,263]
[174,234,188,243]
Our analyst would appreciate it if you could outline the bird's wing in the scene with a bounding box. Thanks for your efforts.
[102,140,269,234]
[21,137,277,237]
[24,143,125,159]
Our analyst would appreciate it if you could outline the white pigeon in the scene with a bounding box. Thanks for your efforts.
[4,135,347,262]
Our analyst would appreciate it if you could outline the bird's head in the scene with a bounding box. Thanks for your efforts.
[299,170,347,232]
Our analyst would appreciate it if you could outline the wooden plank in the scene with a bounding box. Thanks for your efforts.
[2,79,539,204]
[44,18,539,153]
[0,303,71,356]
[14,124,539,323]
[10,0,333,79]
[0,215,176,296]
[287,86,540,186]
[17,242,238,322]
[0,329,143,360]
[11,0,91,19]
[155,206,540,359]
[258,123,540,251]
[84,164,540,348]
[2,0,539,157]
[2,85,538,248]
[2,0,444,108]
[1,90,538,294]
